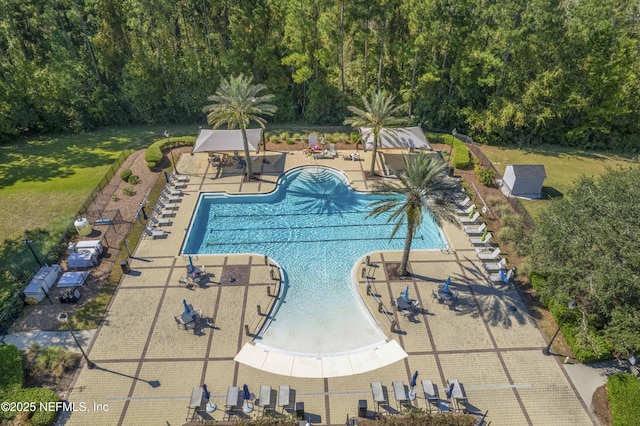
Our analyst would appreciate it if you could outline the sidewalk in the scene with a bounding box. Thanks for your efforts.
[1,329,97,353]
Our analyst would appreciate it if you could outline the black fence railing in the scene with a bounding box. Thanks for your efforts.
[0,149,136,335]
[454,133,535,230]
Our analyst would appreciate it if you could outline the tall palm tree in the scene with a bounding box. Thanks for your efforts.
[203,74,277,180]
[368,153,461,277]
[344,90,407,177]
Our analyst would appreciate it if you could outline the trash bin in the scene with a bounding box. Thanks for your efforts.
[358,400,367,418]
[120,260,131,274]
[295,402,305,419]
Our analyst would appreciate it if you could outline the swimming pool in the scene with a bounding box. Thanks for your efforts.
[183,166,446,355]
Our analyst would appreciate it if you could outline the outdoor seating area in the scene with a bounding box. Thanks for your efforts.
[368,379,469,416]
[218,384,303,422]
[58,153,593,426]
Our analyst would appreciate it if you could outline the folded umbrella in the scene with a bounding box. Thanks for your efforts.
[188,255,195,273]
[446,382,455,399]
[402,285,409,302]
[443,277,451,293]
[410,371,419,389]
[183,299,190,314]
[164,171,170,183]
[242,384,251,401]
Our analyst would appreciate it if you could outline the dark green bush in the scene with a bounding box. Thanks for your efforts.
[144,136,196,169]
[0,386,59,425]
[119,169,132,182]
[0,344,24,388]
[451,139,471,169]
[127,174,139,184]
[145,143,163,169]
[608,373,640,426]
[474,164,494,187]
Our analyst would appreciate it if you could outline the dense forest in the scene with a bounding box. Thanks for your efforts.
[1,0,638,149]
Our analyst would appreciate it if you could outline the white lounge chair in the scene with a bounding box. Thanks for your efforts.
[278,385,290,413]
[157,199,178,210]
[422,380,440,413]
[489,268,514,284]
[160,192,181,203]
[456,204,476,215]
[149,215,171,226]
[168,179,186,189]
[152,205,175,218]
[483,258,508,272]
[163,186,183,196]
[143,227,166,239]
[459,211,480,223]
[456,196,471,207]
[477,247,501,261]
[469,232,493,245]
[171,170,189,182]
[463,222,486,235]
[151,206,176,217]
[371,382,386,413]
[329,143,337,157]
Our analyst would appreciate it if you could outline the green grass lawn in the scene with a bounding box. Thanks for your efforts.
[0,124,198,243]
[478,144,638,219]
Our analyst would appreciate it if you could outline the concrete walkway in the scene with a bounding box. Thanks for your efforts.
[1,329,97,353]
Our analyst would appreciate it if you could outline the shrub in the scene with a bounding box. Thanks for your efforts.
[451,139,471,169]
[474,164,494,187]
[144,136,196,169]
[0,386,59,425]
[36,347,80,380]
[120,169,132,182]
[145,143,163,169]
[608,373,640,426]
[127,175,139,185]
[122,187,136,196]
[0,344,24,388]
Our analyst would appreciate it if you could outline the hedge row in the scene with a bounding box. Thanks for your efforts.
[0,344,23,388]
[451,138,472,169]
[145,136,196,169]
[608,373,640,426]
[0,344,60,425]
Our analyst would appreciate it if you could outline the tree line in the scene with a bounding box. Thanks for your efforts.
[1,0,638,150]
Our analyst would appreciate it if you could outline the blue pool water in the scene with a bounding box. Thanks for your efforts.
[183,166,445,355]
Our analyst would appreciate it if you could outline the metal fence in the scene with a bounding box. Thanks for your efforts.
[0,149,136,335]
[454,133,535,229]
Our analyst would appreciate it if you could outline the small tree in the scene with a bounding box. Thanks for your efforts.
[344,91,407,177]
[203,75,277,180]
[368,153,460,276]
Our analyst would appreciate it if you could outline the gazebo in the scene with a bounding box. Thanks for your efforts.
[192,128,263,154]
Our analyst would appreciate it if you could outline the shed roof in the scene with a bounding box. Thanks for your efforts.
[507,164,546,179]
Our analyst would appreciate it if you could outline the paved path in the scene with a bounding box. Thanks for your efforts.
[1,329,96,353]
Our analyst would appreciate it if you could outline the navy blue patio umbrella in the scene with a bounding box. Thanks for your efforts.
[188,255,195,272]
[443,277,451,293]
[164,171,170,183]
[242,384,251,401]
[183,299,190,314]
[410,371,419,389]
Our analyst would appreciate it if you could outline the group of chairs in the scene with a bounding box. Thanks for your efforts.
[224,385,304,421]
[455,195,514,285]
[370,379,468,416]
[143,171,188,239]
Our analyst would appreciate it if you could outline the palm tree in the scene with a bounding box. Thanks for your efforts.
[368,153,460,277]
[344,90,407,177]
[203,74,277,180]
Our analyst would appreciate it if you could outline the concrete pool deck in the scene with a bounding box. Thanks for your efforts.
[64,149,595,425]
